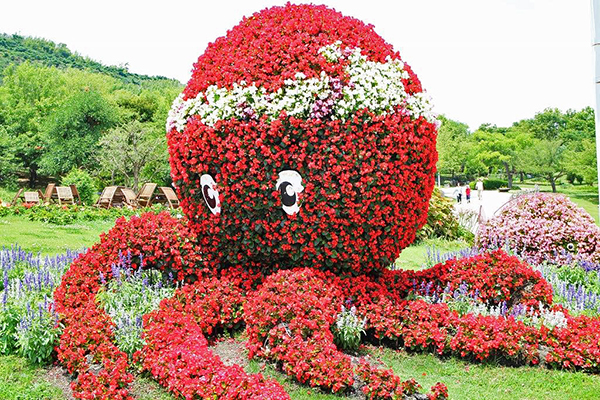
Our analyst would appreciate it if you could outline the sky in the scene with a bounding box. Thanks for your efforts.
[0,0,594,131]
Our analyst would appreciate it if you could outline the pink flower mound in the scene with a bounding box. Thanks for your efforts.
[476,193,600,265]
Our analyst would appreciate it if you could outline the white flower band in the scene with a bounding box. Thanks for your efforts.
[167,42,437,132]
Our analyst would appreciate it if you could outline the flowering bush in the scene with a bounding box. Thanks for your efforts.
[477,193,600,265]
[332,304,366,352]
[167,3,438,275]
[415,187,472,242]
[96,211,202,281]
[0,246,79,364]
[387,249,553,309]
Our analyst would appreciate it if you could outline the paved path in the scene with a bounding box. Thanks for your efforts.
[440,186,513,224]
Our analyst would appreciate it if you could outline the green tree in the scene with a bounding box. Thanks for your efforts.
[563,139,597,185]
[515,107,596,189]
[61,168,97,205]
[97,121,166,191]
[561,107,597,185]
[521,139,566,192]
[0,126,20,188]
[436,115,474,180]
[515,107,567,141]
[470,126,533,189]
[41,89,117,175]
[0,63,66,184]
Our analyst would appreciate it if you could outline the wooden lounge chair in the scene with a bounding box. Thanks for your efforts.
[95,186,118,208]
[55,186,75,205]
[9,189,44,206]
[42,184,55,204]
[23,191,42,205]
[69,184,82,205]
[95,186,139,208]
[120,187,138,208]
[10,188,23,206]
[158,187,180,209]
[136,183,157,207]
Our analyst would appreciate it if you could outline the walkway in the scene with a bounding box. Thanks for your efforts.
[440,186,513,222]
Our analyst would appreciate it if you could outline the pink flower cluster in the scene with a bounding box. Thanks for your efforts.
[477,193,600,265]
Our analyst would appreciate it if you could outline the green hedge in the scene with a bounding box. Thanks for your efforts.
[0,203,181,225]
[469,179,520,191]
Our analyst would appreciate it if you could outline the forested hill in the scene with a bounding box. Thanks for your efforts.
[0,33,179,85]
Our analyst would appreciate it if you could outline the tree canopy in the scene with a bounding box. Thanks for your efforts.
[436,107,597,191]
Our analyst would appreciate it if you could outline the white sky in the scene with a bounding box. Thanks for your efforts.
[0,0,594,130]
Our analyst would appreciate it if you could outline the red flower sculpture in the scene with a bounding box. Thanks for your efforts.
[167,3,438,274]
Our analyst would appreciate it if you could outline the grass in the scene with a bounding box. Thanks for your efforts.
[129,376,174,400]
[246,344,600,400]
[394,238,469,271]
[375,347,600,400]
[0,355,64,400]
[0,215,114,255]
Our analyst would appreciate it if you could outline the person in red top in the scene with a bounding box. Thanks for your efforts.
[465,184,471,203]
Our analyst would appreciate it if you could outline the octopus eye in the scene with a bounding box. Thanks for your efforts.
[276,170,304,215]
[200,174,221,215]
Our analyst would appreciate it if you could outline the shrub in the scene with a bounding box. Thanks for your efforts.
[477,193,600,265]
[96,211,202,281]
[416,187,472,242]
[61,168,96,205]
[332,305,365,353]
[0,247,79,364]
[244,268,354,393]
[138,276,287,399]
[470,178,521,191]
[15,303,60,364]
[167,3,438,275]
[1,202,180,225]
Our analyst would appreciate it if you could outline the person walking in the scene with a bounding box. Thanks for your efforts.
[476,178,484,201]
[453,185,462,204]
[465,184,471,203]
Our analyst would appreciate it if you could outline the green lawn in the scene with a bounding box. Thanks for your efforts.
[376,347,600,400]
[0,355,64,400]
[395,238,469,271]
[0,215,113,254]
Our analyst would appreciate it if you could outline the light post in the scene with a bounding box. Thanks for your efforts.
[591,0,600,218]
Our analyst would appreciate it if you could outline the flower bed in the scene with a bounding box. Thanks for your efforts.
[52,213,600,398]
[477,193,600,265]
[53,215,445,398]
[389,249,553,308]
[0,202,179,225]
